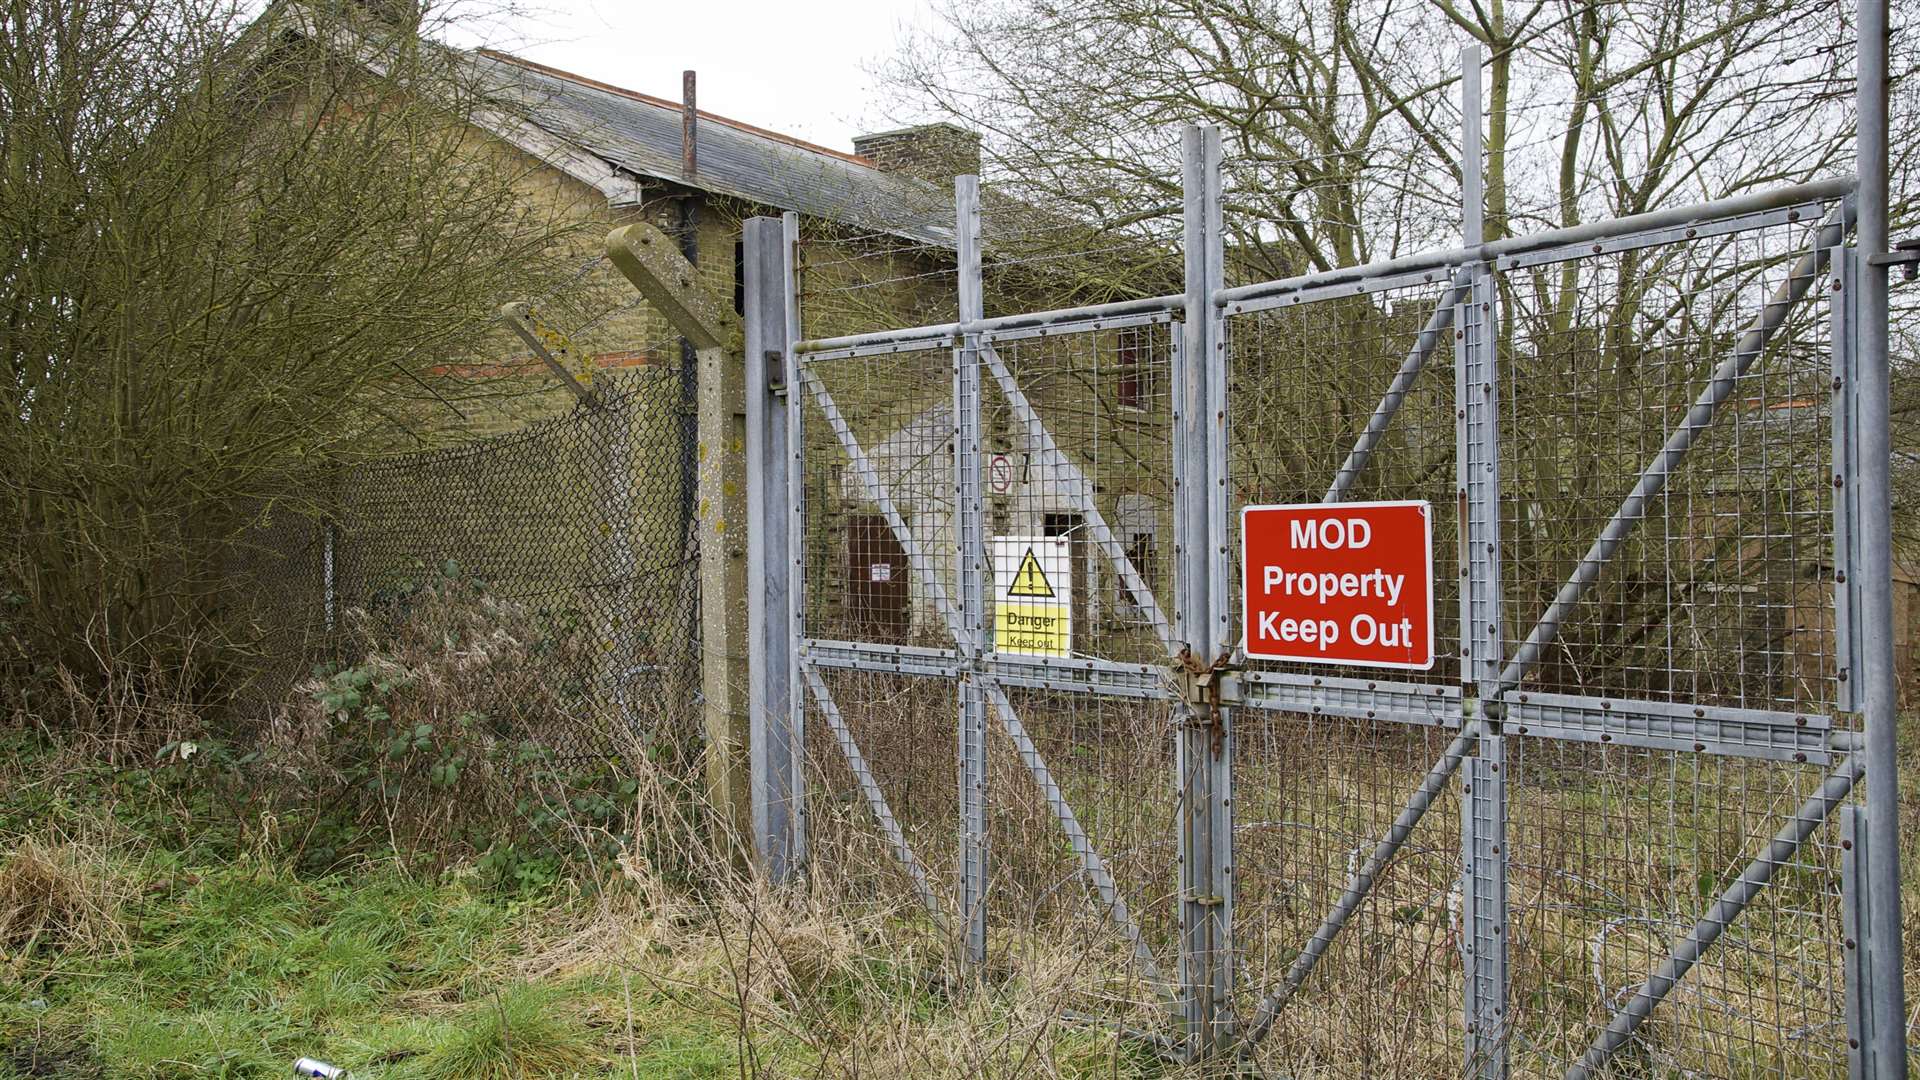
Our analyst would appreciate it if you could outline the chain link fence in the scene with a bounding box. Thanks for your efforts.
[233,369,701,763]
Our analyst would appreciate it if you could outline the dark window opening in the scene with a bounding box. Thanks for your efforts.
[733,238,746,315]
[1126,530,1157,590]
[1118,528,1160,624]
[1116,327,1152,410]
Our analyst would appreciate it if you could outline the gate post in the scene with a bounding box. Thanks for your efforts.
[954,176,991,967]
[1177,123,1234,1056]
[1852,0,1908,1071]
[742,214,803,881]
[1841,805,1881,1078]
[1456,45,1510,1080]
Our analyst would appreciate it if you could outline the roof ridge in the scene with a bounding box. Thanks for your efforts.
[474,48,876,169]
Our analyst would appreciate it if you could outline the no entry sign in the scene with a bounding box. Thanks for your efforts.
[1241,500,1435,670]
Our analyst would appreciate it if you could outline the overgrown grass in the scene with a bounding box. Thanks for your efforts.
[0,724,1185,1080]
[3,566,1912,1078]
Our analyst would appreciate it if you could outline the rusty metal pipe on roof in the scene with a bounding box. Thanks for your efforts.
[681,69,696,181]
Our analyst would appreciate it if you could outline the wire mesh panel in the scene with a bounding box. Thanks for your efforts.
[981,318,1177,666]
[1506,742,1852,1078]
[1224,278,1466,690]
[801,347,960,648]
[227,505,333,706]
[1233,714,1466,1077]
[795,323,1186,1000]
[1222,278,1476,1068]
[1485,208,1862,1079]
[802,666,958,918]
[1495,209,1846,717]
[1215,198,1872,1073]
[986,685,1180,1021]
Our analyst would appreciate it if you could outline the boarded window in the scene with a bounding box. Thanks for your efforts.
[846,514,908,640]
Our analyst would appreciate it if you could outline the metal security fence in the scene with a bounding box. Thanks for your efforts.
[236,370,701,760]
[737,37,1912,1077]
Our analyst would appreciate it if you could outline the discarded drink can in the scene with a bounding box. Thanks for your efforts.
[292,1059,346,1079]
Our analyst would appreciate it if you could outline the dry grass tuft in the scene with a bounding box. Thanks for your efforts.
[0,836,133,963]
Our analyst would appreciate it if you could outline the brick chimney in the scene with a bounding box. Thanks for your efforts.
[852,123,982,180]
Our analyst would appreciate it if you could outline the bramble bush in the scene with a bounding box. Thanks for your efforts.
[264,563,698,886]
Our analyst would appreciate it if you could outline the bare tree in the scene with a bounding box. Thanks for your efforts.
[880,0,1908,274]
[0,0,592,694]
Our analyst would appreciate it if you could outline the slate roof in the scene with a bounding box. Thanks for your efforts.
[469,50,956,246]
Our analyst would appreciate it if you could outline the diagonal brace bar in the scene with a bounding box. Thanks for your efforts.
[983,683,1179,1007]
[1239,723,1479,1048]
[501,302,599,405]
[798,366,964,643]
[1498,204,1852,693]
[1324,274,1471,502]
[980,342,1177,653]
[802,664,948,925]
[1563,754,1863,1080]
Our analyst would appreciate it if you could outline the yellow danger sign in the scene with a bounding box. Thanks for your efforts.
[1007,547,1055,598]
[996,604,1069,655]
[992,536,1071,657]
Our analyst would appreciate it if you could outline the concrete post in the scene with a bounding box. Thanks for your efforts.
[606,222,753,837]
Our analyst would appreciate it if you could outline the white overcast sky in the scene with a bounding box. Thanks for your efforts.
[446,0,945,154]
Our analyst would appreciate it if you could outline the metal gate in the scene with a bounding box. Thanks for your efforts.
[735,53,1908,1078]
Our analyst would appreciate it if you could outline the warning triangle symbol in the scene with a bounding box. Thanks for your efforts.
[1007,547,1055,598]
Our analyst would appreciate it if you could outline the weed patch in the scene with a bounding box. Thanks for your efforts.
[0,837,132,964]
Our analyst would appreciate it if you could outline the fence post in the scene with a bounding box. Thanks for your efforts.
[605,223,753,842]
[782,212,807,874]
[322,518,336,634]
[690,321,751,843]
[1853,0,1908,1072]
[954,176,990,967]
[1456,44,1511,1080]
[742,215,801,881]
[1178,123,1233,1057]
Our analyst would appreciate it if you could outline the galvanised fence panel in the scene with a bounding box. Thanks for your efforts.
[755,117,1906,1075]
[1494,208,1845,720]
[792,312,1187,1007]
[1491,200,1860,1079]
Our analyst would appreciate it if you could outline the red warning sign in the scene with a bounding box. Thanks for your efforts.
[1241,501,1435,670]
